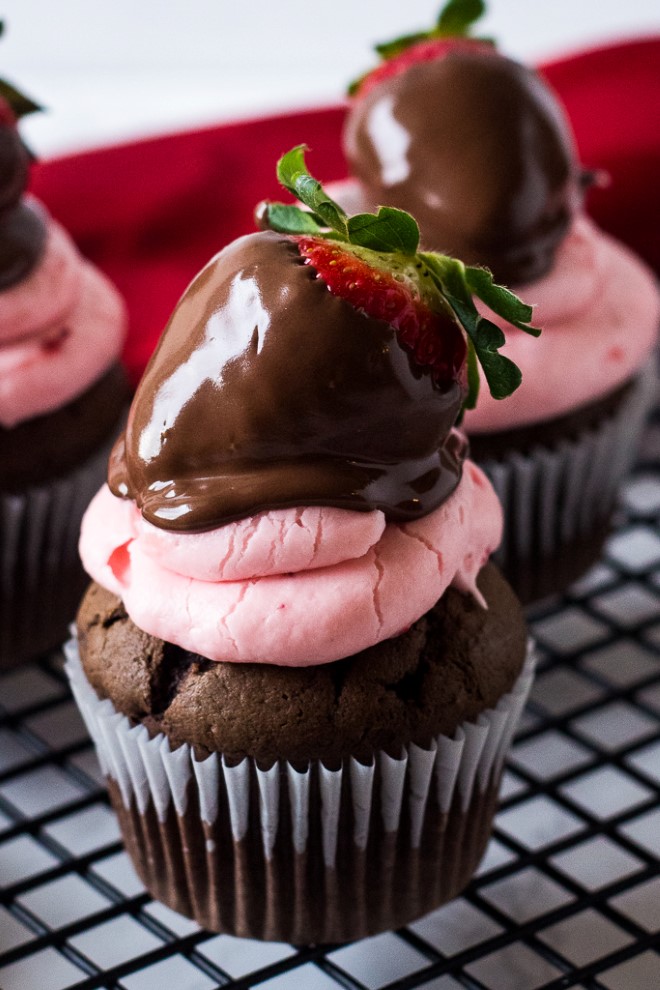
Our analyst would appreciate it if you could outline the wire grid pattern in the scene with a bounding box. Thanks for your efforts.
[0,417,658,990]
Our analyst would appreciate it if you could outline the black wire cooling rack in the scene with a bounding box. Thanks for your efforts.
[0,412,658,990]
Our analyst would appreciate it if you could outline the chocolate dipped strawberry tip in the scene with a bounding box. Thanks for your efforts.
[349,0,493,98]
[258,144,540,411]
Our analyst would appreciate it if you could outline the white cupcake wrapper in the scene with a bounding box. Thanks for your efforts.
[482,362,658,569]
[65,636,535,868]
[0,430,119,664]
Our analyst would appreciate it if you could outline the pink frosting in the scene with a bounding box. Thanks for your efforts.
[132,505,388,582]
[79,458,502,666]
[464,215,659,433]
[328,181,659,433]
[0,204,127,428]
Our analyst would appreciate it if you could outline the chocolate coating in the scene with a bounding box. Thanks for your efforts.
[0,199,47,290]
[109,230,466,531]
[0,124,46,288]
[344,51,583,285]
[0,128,30,209]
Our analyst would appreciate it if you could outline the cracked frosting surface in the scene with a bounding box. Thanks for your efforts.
[0,205,127,428]
[79,457,502,666]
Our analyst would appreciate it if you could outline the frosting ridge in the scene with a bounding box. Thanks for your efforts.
[80,458,502,666]
[0,207,128,428]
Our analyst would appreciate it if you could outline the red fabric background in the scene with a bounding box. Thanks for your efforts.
[28,37,660,384]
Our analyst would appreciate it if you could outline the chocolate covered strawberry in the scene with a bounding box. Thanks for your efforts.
[258,145,539,409]
[349,0,492,99]
[111,146,539,532]
[294,236,468,390]
[344,0,587,285]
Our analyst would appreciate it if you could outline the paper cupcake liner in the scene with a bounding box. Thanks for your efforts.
[479,362,658,602]
[65,637,535,943]
[0,428,120,667]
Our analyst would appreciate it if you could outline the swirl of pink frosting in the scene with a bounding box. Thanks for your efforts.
[463,215,659,433]
[0,202,127,428]
[79,457,502,667]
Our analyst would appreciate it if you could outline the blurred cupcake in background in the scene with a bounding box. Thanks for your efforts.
[337,0,659,603]
[0,43,130,665]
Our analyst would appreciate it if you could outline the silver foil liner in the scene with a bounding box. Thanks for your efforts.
[65,636,536,943]
[479,362,658,602]
[0,428,118,666]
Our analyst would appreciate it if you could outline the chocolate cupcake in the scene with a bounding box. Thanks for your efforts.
[0,80,130,665]
[67,153,535,942]
[338,1,659,603]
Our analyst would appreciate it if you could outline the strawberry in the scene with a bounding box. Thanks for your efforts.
[355,37,494,101]
[257,146,540,411]
[295,235,468,390]
[348,0,493,98]
[345,0,585,285]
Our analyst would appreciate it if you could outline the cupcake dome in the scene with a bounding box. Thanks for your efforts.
[340,16,659,604]
[0,83,130,665]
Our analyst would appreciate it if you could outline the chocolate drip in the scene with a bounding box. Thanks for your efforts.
[344,52,583,286]
[0,126,46,288]
[109,231,466,532]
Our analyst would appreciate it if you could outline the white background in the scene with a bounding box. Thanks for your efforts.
[1,0,659,156]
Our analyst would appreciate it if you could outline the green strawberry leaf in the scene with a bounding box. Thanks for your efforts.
[0,78,42,119]
[369,0,488,67]
[0,26,42,119]
[471,319,521,399]
[347,206,419,254]
[419,252,534,400]
[270,149,420,254]
[420,253,471,303]
[463,339,481,411]
[465,265,541,335]
[451,304,520,400]
[436,0,487,35]
[276,145,348,236]
[347,72,367,97]
[259,203,329,236]
[374,31,430,60]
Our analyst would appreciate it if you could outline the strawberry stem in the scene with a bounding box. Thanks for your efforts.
[375,0,487,60]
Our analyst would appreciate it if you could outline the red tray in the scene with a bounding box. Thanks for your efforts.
[29,37,660,385]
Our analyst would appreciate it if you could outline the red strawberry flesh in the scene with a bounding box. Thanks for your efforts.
[296,235,467,391]
[356,37,495,100]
